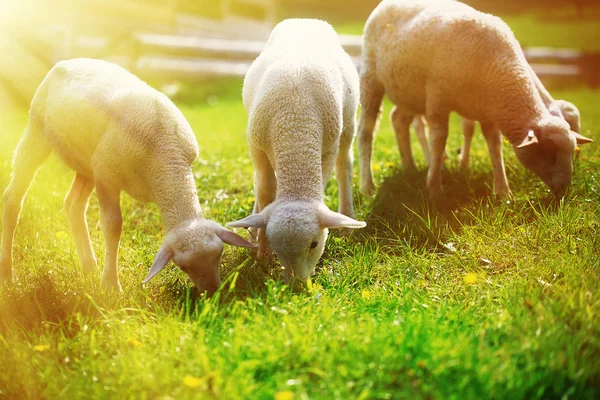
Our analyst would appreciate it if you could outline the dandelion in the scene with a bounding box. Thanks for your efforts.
[33,344,50,352]
[361,289,372,299]
[183,375,203,388]
[127,338,141,348]
[464,273,477,285]
[372,163,382,172]
[275,391,294,400]
[55,231,69,240]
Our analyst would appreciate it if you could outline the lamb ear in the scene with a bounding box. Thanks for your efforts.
[571,131,593,145]
[143,245,173,284]
[516,130,539,149]
[319,209,366,229]
[226,213,268,229]
[216,226,258,248]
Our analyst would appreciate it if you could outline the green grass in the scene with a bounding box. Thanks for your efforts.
[1,20,600,400]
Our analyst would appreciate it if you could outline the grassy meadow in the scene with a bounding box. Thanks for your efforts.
[1,13,600,400]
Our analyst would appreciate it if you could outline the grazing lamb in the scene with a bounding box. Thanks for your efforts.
[409,98,581,196]
[227,19,366,282]
[411,100,580,168]
[358,0,592,198]
[0,58,256,293]
[457,64,582,182]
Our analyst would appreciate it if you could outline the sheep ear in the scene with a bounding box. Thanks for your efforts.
[319,209,366,229]
[143,245,173,284]
[516,130,539,149]
[226,213,267,229]
[571,131,593,145]
[216,226,258,248]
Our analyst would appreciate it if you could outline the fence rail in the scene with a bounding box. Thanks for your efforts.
[129,32,597,89]
[1,14,598,107]
[66,30,595,85]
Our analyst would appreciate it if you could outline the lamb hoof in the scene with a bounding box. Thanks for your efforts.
[403,163,418,175]
[361,182,376,198]
[494,188,513,200]
[427,188,447,206]
[101,275,122,292]
[82,260,98,274]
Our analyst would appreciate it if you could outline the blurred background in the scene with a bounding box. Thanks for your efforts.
[0,0,599,110]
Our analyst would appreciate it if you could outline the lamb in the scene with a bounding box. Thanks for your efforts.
[358,0,592,199]
[412,101,580,169]
[227,19,366,282]
[409,98,581,197]
[0,58,256,293]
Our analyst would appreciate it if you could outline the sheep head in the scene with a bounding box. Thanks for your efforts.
[228,201,365,282]
[514,116,592,198]
[143,219,256,294]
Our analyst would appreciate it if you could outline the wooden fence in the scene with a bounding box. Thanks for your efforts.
[0,0,597,107]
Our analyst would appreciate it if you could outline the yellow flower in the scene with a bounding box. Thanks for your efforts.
[464,273,477,285]
[361,289,372,299]
[183,375,203,388]
[33,344,50,352]
[306,278,313,291]
[372,164,381,172]
[275,391,294,400]
[127,338,141,348]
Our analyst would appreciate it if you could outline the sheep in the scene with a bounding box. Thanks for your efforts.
[358,0,592,199]
[227,19,366,282]
[0,58,256,293]
[409,100,581,197]
[407,63,582,196]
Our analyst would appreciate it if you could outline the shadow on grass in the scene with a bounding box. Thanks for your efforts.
[354,166,562,253]
[0,166,568,332]
[0,272,125,336]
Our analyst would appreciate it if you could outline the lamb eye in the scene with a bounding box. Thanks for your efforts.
[310,241,318,249]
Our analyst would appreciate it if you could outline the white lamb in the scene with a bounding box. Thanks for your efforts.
[412,99,580,170]
[0,58,256,293]
[409,93,581,197]
[358,0,592,198]
[227,19,366,282]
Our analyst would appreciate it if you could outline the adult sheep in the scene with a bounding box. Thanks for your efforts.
[228,19,366,282]
[358,0,592,198]
[0,58,256,293]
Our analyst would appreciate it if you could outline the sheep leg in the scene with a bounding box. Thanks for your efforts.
[480,122,511,197]
[251,148,275,261]
[425,113,450,197]
[413,115,431,166]
[336,119,356,218]
[357,70,384,198]
[1,127,50,283]
[96,182,122,291]
[64,173,97,274]
[460,118,476,171]
[391,107,417,172]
